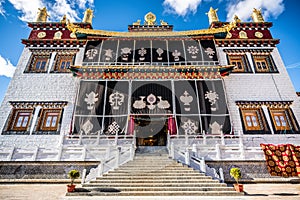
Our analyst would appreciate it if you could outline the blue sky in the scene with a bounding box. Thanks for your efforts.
[0,0,299,104]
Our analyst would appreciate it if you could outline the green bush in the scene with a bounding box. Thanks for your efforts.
[230,167,241,184]
[68,169,80,185]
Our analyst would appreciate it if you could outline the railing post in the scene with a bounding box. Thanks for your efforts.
[115,146,121,168]
[185,148,190,166]
[200,157,206,173]
[130,143,134,160]
[98,161,104,177]
[239,131,245,160]
[192,143,197,157]
[170,142,175,159]
[203,131,207,145]
[216,144,221,160]
[221,131,225,145]
[81,169,87,184]
[219,168,224,183]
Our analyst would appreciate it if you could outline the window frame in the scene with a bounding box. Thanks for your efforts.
[26,53,51,73]
[37,108,62,132]
[252,54,278,73]
[227,54,251,73]
[52,53,75,73]
[6,108,34,132]
[269,107,299,133]
[239,107,270,134]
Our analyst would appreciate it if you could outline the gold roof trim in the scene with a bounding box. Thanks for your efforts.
[67,21,236,37]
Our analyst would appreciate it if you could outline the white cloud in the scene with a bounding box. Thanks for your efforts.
[7,0,94,22]
[0,0,5,16]
[0,55,16,78]
[226,0,285,21]
[163,0,202,16]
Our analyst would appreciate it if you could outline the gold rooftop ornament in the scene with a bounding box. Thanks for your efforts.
[36,7,49,22]
[82,8,93,24]
[251,8,265,22]
[60,15,67,23]
[233,15,241,23]
[160,20,168,26]
[144,12,156,25]
[206,7,219,24]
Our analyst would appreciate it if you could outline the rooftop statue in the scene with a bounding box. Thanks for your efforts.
[160,20,168,26]
[251,8,265,22]
[132,20,141,26]
[206,7,219,24]
[36,7,49,22]
[82,8,93,24]
[60,15,67,23]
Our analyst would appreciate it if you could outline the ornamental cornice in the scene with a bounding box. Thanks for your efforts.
[9,101,68,109]
[236,101,293,108]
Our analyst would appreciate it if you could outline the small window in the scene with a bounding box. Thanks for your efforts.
[37,109,62,131]
[228,54,251,73]
[7,109,33,131]
[240,107,269,133]
[53,54,75,73]
[269,108,299,133]
[26,54,50,72]
[253,54,278,73]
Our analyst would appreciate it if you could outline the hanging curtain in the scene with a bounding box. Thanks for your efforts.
[127,116,135,135]
[168,116,177,135]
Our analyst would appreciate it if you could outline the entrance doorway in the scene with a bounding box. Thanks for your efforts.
[134,115,167,146]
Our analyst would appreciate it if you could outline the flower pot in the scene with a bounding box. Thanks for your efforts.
[234,183,244,192]
[67,184,76,192]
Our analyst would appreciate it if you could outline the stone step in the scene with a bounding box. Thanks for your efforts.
[90,179,220,184]
[83,182,227,187]
[81,186,235,192]
[111,169,201,173]
[66,190,242,196]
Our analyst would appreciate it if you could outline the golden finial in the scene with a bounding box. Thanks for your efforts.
[160,20,168,26]
[67,19,79,34]
[251,8,265,22]
[144,12,156,25]
[206,7,219,24]
[60,15,67,23]
[36,7,49,22]
[233,15,241,23]
[132,19,141,25]
[82,8,93,24]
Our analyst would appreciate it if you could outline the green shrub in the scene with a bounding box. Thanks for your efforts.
[68,169,80,185]
[230,167,241,184]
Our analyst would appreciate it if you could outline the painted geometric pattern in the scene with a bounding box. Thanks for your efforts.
[260,144,300,177]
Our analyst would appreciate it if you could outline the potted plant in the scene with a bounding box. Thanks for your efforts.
[67,169,80,192]
[230,167,243,192]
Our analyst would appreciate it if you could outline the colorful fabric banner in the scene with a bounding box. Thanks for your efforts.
[260,143,300,177]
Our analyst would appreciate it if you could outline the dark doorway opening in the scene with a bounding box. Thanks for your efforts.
[135,115,167,146]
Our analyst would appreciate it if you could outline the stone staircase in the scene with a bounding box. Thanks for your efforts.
[66,149,242,196]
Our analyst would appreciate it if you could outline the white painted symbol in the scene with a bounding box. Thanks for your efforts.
[138,48,147,61]
[108,121,120,135]
[156,48,163,60]
[181,119,197,135]
[147,94,156,110]
[187,46,199,59]
[172,50,181,61]
[209,121,223,134]
[109,92,125,110]
[205,47,215,58]
[121,47,131,61]
[157,96,170,109]
[84,91,99,110]
[180,91,193,111]
[133,96,146,109]
[81,120,93,134]
[205,91,219,111]
[104,49,113,61]
[86,49,98,60]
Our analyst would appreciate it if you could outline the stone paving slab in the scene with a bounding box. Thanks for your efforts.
[0,183,299,200]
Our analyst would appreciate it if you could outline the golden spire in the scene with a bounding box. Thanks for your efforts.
[233,15,241,23]
[206,7,219,24]
[36,7,49,22]
[251,8,265,22]
[82,8,93,24]
[60,15,67,23]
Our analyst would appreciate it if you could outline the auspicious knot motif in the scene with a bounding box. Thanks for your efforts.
[156,48,164,60]
[205,91,219,111]
[180,91,193,111]
[104,49,114,61]
[187,46,199,59]
[109,92,125,110]
[84,91,99,110]
[182,119,197,135]
[121,47,132,61]
[86,49,98,60]
[205,47,215,58]
[81,120,93,135]
[133,94,170,110]
[147,94,156,110]
[108,121,120,135]
[172,50,181,61]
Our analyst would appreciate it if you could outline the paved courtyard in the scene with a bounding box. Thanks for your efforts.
[0,183,299,200]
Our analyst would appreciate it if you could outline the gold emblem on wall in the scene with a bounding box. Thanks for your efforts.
[54,31,63,39]
[255,31,264,38]
[239,31,248,39]
[37,31,46,38]
[145,12,156,25]
[70,32,76,38]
